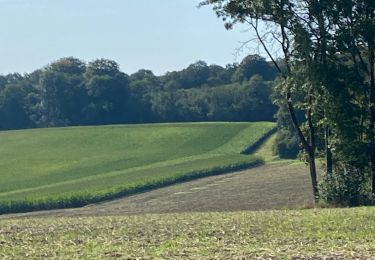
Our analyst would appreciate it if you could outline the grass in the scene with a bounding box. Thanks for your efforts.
[0,122,275,213]
[1,207,374,259]
[254,132,279,162]
[1,122,373,259]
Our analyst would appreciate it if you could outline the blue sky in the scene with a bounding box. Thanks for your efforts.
[0,0,252,75]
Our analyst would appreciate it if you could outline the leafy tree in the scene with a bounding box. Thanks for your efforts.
[37,57,87,126]
[180,60,210,88]
[84,59,130,125]
[161,71,182,90]
[200,0,321,199]
[128,69,160,122]
[232,55,277,82]
[243,75,276,121]
[149,90,179,122]
[200,0,375,203]
[0,80,33,130]
[207,64,231,86]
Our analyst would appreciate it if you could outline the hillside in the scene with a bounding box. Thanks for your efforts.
[0,122,275,213]
[1,124,373,259]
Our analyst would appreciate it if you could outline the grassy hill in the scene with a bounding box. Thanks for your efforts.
[0,122,275,213]
[1,207,374,258]
[2,122,374,259]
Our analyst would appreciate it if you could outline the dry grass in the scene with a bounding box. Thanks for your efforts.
[1,207,374,259]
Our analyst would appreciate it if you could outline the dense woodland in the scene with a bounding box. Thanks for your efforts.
[0,55,278,129]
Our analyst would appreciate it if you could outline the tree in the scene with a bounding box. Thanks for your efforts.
[37,57,87,126]
[200,0,320,200]
[207,64,228,86]
[0,80,33,130]
[244,75,276,121]
[84,59,130,125]
[128,69,160,123]
[200,0,375,202]
[180,61,210,88]
[232,54,277,82]
[333,0,375,192]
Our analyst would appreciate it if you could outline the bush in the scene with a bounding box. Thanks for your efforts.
[274,128,300,159]
[319,164,372,206]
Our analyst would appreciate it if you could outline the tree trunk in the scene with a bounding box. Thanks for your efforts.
[369,46,375,193]
[307,95,319,200]
[286,91,319,200]
[250,15,320,201]
[316,2,332,176]
[325,126,333,174]
[308,149,319,198]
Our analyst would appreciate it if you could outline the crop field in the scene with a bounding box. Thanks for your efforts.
[1,131,373,259]
[0,122,275,213]
[3,161,313,217]
[1,207,374,259]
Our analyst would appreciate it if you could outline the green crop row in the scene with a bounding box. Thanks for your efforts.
[0,122,274,214]
[0,155,262,214]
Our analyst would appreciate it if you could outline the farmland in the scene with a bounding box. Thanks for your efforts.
[1,207,374,259]
[0,122,274,213]
[2,161,313,217]
[1,122,374,259]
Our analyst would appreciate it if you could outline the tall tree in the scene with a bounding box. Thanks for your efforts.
[84,59,130,125]
[37,57,87,126]
[201,0,375,200]
[232,54,277,82]
[0,80,34,130]
[200,0,320,199]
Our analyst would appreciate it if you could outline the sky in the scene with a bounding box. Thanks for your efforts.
[0,0,255,75]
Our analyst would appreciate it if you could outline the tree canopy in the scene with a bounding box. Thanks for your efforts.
[201,0,375,204]
[0,55,278,129]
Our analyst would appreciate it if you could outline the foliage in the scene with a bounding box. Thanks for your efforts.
[232,54,277,82]
[274,98,304,159]
[319,164,373,206]
[84,59,130,125]
[200,0,375,202]
[149,76,277,123]
[0,81,34,130]
[36,57,87,126]
[0,55,278,130]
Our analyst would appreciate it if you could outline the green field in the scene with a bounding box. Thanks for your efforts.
[0,122,275,213]
[2,122,374,259]
[1,207,374,259]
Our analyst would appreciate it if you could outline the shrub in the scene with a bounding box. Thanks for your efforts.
[319,164,372,206]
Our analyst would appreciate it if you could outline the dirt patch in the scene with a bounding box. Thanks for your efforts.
[1,161,314,218]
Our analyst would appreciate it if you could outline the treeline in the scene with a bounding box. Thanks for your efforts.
[202,0,375,205]
[0,54,278,130]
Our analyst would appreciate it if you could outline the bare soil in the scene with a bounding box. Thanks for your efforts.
[2,161,314,218]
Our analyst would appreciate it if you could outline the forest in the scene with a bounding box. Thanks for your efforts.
[0,54,278,129]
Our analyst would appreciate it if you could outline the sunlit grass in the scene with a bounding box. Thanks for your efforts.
[0,122,275,213]
[1,207,374,258]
